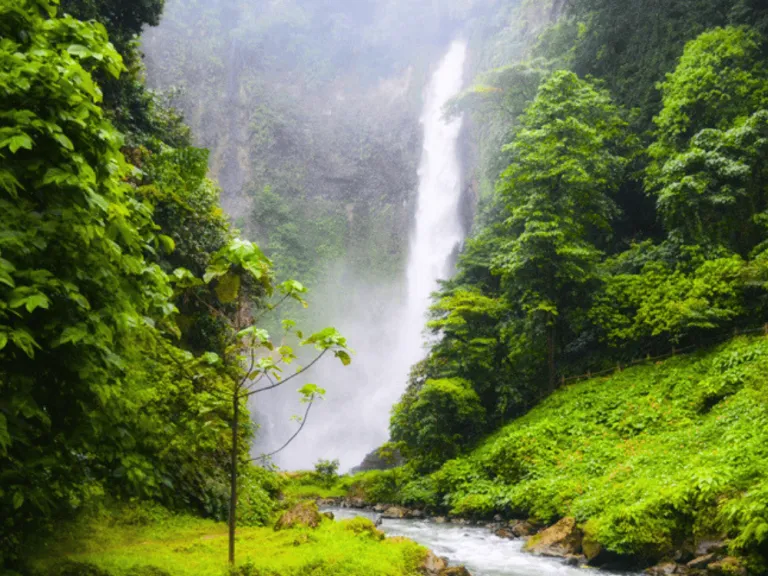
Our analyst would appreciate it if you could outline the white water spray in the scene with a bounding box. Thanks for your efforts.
[257,41,467,470]
[404,39,468,367]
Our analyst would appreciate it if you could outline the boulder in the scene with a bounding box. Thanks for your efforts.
[274,501,322,531]
[409,509,425,519]
[493,514,503,522]
[645,563,679,575]
[509,520,536,538]
[421,551,448,575]
[345,497,366,509]
[439,567,472,576]
[434,516,448,524]
[524,517,583,558]
[322,511,334,521]
[316,497,339,507]
[382,506,409,519]
[688,554,716,569]
[564,554,586,567]
[696,540,726,556]
[373,503,389,513]
[706,557,747,576]
[494,527,516,540]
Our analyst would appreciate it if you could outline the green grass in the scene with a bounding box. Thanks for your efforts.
[31,503,427,576]
[353,336,768,569]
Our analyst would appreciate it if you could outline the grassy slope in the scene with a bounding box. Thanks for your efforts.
[408,335,768,565]
[31,505,426,576]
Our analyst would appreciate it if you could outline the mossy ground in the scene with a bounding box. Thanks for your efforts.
[30,504,426,576]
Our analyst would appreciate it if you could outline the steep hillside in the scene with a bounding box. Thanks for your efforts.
[341,336,768,572]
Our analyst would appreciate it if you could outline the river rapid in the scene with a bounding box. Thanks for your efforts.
[327,507,639,576]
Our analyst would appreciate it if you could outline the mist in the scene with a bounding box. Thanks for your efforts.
[142,0,504,470]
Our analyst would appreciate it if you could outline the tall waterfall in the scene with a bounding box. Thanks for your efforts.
[402,40,468,370]
[257,41,467,471]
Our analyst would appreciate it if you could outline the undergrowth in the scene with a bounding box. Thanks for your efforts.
[29,501,426,576]
[342,337,768,569]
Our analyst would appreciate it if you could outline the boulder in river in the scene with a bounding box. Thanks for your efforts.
[688,554,717,569]
[274,501,322,531]
[524,517,582,558]
[420,551,447,575]
[494,527,516,540]
[644,562,679,575]
[382,506,409,519]
[439,567,472,576]
[373,503,389,513]
[509,520,536,538]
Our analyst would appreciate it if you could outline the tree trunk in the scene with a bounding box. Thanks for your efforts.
[547,322,556,394]
[228,391,239,565]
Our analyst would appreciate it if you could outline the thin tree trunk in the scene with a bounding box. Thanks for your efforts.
[228,391,239,565]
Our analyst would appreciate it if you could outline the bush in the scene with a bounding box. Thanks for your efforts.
[314,459,340,487]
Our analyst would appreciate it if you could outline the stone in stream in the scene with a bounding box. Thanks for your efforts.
[420,551,447,574]
[644,563,679,575]
[373,503,389,513]
[382,505,409,519]
[508,519,536,538]
[439,567,472,576]
[494,527,516,540]
[524,517,583,558]
[687,554,717,569]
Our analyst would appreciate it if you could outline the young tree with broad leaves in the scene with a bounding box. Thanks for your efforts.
[172,238,350,566]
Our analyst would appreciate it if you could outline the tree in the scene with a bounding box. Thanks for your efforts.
[493,70,631,392]
[173,238,350,566]
[0,0,157,553]
[647,27,768,254]
[391,377,485,471]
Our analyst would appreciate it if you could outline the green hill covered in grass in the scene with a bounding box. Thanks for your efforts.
[330,336,768,572]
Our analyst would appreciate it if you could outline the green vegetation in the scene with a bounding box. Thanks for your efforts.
[362,337,768,569]
[29,502,427,576]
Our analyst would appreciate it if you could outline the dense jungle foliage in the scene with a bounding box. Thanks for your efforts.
[0,0,349,571]
[392,0,768,472]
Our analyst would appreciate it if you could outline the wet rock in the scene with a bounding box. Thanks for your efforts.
[564,554,586,567]
[493,514,503,522]
[439,567,472,576]
[645,563,679,575]
[274,501,322,531]
[409,509,425,519]
[494,527,516,540]
[450,518,472,526]
[706,557,746,576]
[434,516,448,524]
[373,503,389,513]
[524,517,582,558]
[509,520,536,538]
[696,540,726,556]
[382,506,409,519]
[316,497,339,507]
[345,497,366,509]
[420,551,447,575]
[322,511,334,521]
[688,554,717,569]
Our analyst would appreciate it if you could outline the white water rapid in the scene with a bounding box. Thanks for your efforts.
[256,41,467,471]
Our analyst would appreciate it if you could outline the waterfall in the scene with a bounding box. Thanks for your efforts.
[256,41,467,471]
[403,40,468,369]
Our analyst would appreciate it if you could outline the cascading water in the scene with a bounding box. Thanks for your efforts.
[256,41,467,470]
[402,39,468,371]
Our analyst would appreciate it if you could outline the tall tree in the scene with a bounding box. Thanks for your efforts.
[494,71,631,392]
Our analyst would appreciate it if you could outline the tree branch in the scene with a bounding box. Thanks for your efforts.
[250,395,315,462]
[242,349,328,398]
